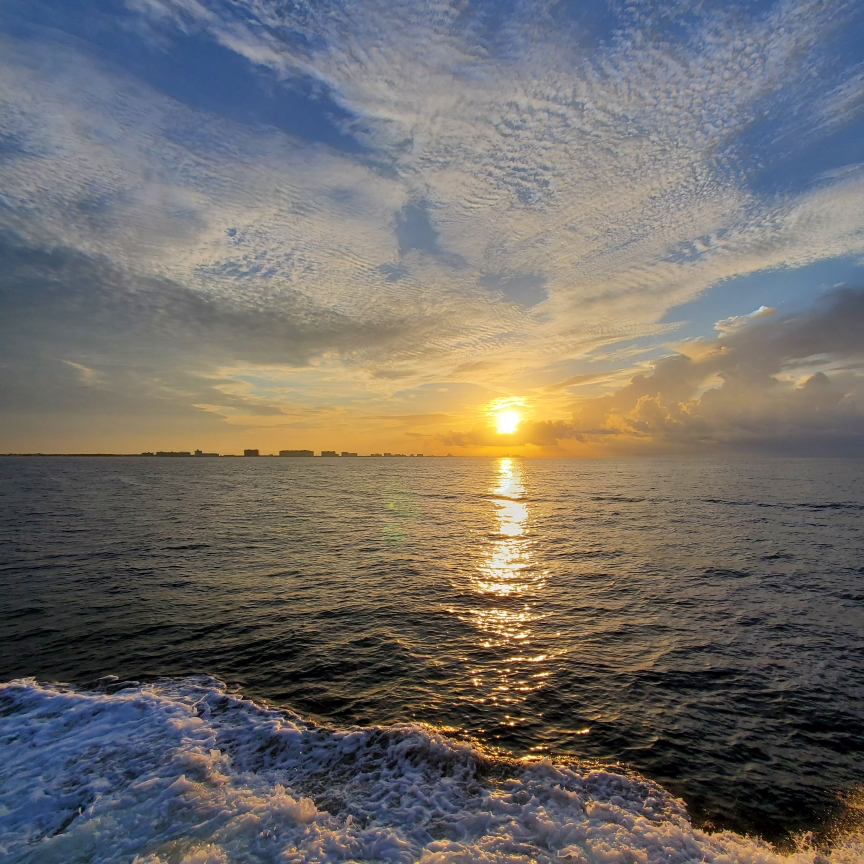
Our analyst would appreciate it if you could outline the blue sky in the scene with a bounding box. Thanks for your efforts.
[1,0,864,454]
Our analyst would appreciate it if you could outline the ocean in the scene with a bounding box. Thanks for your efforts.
[1,456,862,863]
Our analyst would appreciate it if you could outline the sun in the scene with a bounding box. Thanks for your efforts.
[496,409,521,435]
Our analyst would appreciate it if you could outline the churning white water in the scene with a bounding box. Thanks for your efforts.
[1,677,861,864]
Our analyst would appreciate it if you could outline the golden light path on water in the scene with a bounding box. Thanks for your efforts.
[457,458,558,737]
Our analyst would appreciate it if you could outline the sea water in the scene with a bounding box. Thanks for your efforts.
[0,456,862,862]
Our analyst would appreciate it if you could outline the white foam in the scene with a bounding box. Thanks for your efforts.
[0,677,860,863]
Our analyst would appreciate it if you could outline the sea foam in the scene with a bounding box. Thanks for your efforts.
[0,677,859,863]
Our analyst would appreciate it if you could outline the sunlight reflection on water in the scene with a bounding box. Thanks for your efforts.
[460,458,553,722]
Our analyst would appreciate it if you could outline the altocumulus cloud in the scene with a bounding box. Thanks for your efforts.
[1,0,864,449]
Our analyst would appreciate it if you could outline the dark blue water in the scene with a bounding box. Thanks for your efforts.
[1,456,862,846]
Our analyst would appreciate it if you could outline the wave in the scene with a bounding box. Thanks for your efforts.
[0,677,860,863]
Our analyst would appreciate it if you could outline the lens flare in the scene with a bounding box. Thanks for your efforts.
[496,410,521,435]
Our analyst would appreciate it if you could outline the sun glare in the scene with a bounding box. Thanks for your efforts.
[496,409,521,435]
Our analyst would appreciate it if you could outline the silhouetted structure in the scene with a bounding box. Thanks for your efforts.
[279,449,314,457]
[154,451,191,457]
[244,449,259,457]
[195,449,219,457]
[320,450,338,457]
[341,451,358,457]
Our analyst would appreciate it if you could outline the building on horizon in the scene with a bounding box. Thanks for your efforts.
[194,449,219,457]
[341,451,358,457]
[243,449,259,457]
[153,451,192,457]
[320,450,338,457]
[279,449,314,457]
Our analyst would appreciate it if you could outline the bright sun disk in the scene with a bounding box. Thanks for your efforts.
[496,410,521,435]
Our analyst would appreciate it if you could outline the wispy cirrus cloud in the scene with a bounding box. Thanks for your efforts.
[61,360,106,387]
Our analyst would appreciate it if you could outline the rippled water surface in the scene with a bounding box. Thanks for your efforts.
[1,456,862,845]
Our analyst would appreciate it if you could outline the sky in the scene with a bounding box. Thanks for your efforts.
[1,0,864,456]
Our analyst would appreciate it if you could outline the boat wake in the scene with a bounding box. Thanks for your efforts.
[0,677,860,863]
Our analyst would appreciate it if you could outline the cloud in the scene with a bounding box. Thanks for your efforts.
[543,372,615,392]
[479,273,548,308]
[0,228,455,433]
[2,1,864,449]
[4,0,864,369]
[714,305,775,334]
[442,418,583,449]
[367,413,453,428]
[118,0,864,327]
[569,287,864,454]
[61,360,104,387]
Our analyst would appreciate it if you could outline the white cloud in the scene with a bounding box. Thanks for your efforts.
[715,305,775,334]
[61,360,105,387]
[2,0,864,402]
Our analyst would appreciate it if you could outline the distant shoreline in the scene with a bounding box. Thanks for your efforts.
[0,453,448,458]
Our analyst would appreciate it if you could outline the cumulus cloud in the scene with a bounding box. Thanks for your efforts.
[570,287,864,455]
[714,305,775,334]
